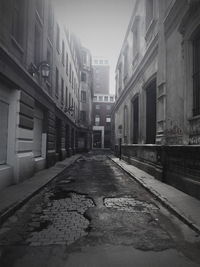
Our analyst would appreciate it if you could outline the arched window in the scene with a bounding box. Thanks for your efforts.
[124,106,128,143]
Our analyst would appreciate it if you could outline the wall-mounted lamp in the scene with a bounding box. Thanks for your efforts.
[29,61,50,79]
[64,106,74,114]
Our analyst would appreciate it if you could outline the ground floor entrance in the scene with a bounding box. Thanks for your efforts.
[93,131,102,148]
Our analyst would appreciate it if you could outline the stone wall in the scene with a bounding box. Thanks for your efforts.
[116,144,200,199]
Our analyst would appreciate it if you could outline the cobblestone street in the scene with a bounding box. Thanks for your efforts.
[0,152,199,267]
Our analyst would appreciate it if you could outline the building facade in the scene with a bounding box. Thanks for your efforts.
[92,58,110,94]
[0,0,92,191]
[91,58,114,149]
[92,94,115,149]
[78,47,93,151]
[113,0,200,199]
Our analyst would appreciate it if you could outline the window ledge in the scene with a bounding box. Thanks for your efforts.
[188,114,200,121]
[145,19,156,43]
[47,37,53,47]
[35,10,44,27]
[132,52,139,68]
[34,156,45,162]
[0,164,11,171]
[11,35,24,54]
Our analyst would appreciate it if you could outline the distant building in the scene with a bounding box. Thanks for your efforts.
[78,47,93,151]
[112,0,200,199]
[91,58,114,148]
[92,58,110,94]
[92,94,115,149]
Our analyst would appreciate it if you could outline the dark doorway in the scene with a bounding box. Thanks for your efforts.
[71,128,74,153]
[65,124,70,155]
[132,96,139,144]
[93,131,102,148]
[146,80,156,144]
[55,118,61,160]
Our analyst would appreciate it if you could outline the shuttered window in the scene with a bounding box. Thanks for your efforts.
[0,101,9,164]
[33,107,44,158]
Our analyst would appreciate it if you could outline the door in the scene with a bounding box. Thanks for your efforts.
[0,100,9,164]
[33,107,44,157]
[93,131,102,148]
[146,81,156,144]
[132,96,139,144]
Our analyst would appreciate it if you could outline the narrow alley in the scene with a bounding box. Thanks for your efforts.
[0,152,199,267]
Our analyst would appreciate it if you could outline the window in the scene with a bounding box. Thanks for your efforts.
[193,32,200,116]
[47,0,53,41]
[104,96,108,102]
[34,23,42,65]
[62,41,65,65]
[124,106,128,139]
[56,23,60,52]
[118,63,122,91]
[96,104,100,110]
[69,92,71,107]
[80,111,86,122]
[36,0,43,19]
[146,0,154,30]
[12,0,25,45]
[61,78,64,105]
[110,96,114,102]
[95,115,100,126]
[69,63,72,83]
[81,72,86,82]
[81,91,86,102]
[0,101,9,164]
[66,53,68,75]
[55,68,59,97]
[33,106,44,158]
[132,21,139,60]
[123,45,129,79]
[99,96,103,101]
[99,60,103,64]
[93,96,97,101]
[106,105,111,110]
[106,116,111,123]
[65,87,68,107]
[47,46,52,85]
[94,60,98,64]
[72,71,74,89]
[82,51,87,65]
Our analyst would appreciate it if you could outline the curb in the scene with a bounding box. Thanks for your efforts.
[108,155,200,235]
[0,155,81,225]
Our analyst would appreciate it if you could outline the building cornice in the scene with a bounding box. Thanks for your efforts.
[112,33,159,114]
[163,0,188,38]
[116,0,139,70]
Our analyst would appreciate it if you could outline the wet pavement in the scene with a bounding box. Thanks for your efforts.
[0,152,200,267]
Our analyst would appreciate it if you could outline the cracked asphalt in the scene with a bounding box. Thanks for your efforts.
[0,152,200,267]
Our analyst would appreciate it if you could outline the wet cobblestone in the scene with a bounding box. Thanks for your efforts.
[26,193,94,246]
[104,197,158,213]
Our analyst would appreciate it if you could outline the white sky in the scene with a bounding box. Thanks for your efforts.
[56,0,135,94]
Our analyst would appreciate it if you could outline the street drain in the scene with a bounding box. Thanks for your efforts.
[104,197,158,213]
[27,192,95,246]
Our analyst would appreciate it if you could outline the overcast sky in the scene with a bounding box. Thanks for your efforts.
[56,0,135,94]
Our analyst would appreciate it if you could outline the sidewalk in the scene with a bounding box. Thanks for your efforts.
[0,154,81,224]
[109,155,200,234]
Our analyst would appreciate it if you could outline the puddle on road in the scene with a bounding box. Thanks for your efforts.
[26,192,95,246]
[104,197,158,213]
